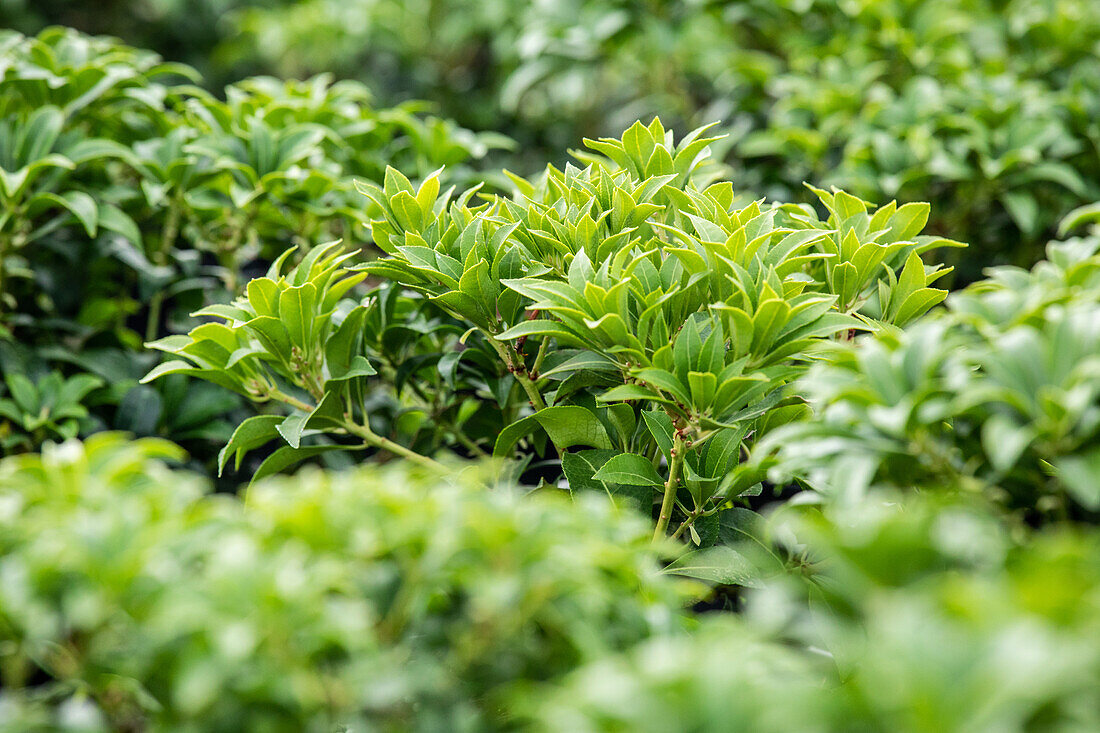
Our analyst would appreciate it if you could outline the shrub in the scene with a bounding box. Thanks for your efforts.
[0,434,688,731]
[144,119,959,555]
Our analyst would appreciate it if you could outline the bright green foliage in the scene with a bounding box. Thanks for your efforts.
[0,25,196,119]
[0,12,1098,730]
[5,12,1100,730]
[732,4,1100,277]
[143,242,409,479]
[145,242,371,404]
[755,219,1100,519]
[0,28,188,314]
[777,187,958,322]
[151,119,958,544]
[0,340,247,470]
[143,75,504,287]
[141,239,520,479]
[357,119,956,541]
[0,435,687,731]
[527,495,1100,732]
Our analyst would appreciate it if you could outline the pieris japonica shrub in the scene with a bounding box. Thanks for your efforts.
[0,434,688,731]
[144,118,960,556]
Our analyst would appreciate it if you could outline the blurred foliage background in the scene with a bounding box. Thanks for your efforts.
[6,0,1100,280]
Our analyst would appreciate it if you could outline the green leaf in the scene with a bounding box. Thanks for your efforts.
[831,262,860,308]
[536,405,613,452]
[563,448,655,510]
[561,448,616,490]
[622,120,655,171]
[687,371,718,410]
[245,316,292,360]
[457,259,498,318]
[218,415,284,475]
[889,251,928,311]
[324,306,368,379]
[606,403,636,447]
[1001,191,1040,235]
[598,383,673,405]
[139,360,243,394]
[326,355,377,385]
[888,202,930,241]
[193,304,253,322]
[892,288,948,327]
[279,282,319,349]
[562,449,617,493]
[247,278,280,318]
[717,507,783,573]
[633,367,691,406]
[433,291,488,326]
[672,318,703,380]
[4,373,38,414]
[493,414,538,457]
[493,405,613,456]
[33,191,98,236]
[56,374,104,407]
[98,203,142,246]
[1058,201,1100,235]
[277,411,312,450]
[538,350,619,379]
[496,320,583,345]
[833,190,867,221]
[593,452,664,486]
[642,410,675,461]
